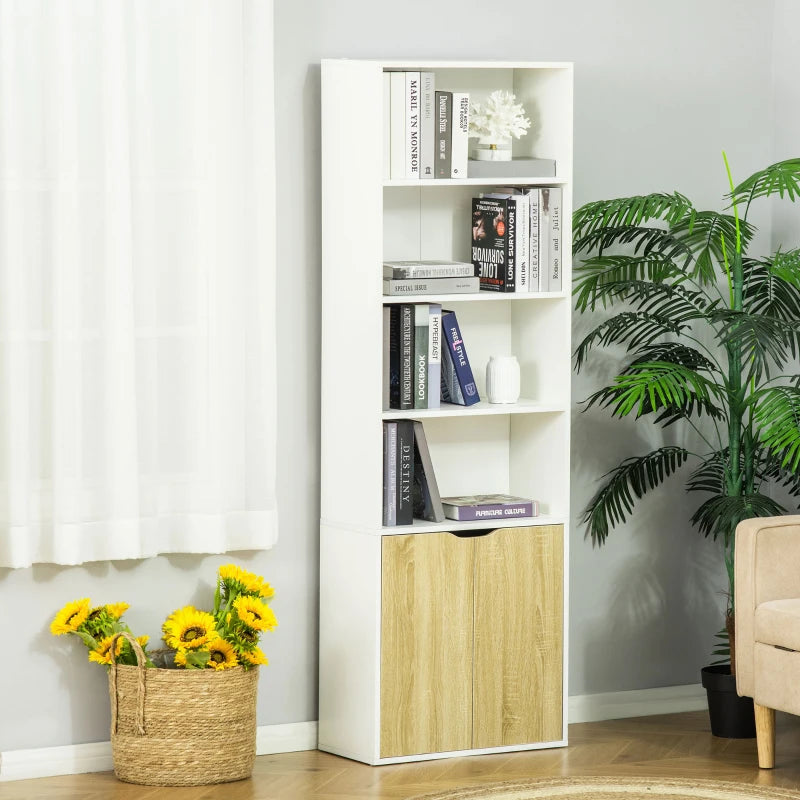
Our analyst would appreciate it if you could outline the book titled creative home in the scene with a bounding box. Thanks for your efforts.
[441,494,538,522]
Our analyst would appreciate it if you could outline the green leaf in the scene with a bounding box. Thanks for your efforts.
[573,192,694,241]
[581,447,690,545]
[573,225,695,266]
[729,158,800,210]
[583,361,724,422]
[691,492,786,541]
[754,386,800,471]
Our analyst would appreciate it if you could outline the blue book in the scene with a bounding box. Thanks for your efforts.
[440,309,480,406]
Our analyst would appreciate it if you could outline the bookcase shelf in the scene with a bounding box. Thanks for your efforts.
[381,399,566,419]
[320,58,572,767]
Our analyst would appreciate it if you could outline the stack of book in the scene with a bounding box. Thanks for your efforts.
[384,305,480,410]
[384,71,469,180]
[472,187,562,292]
[383,260,479,297]
[383,420,445,526]
[441,494,539,522]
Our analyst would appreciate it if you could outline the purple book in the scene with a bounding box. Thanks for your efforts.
[441,494,538,522]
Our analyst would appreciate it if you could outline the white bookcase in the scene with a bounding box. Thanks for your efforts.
[319,59,572,765]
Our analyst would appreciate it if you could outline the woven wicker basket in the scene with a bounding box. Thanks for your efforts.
[108,632,259,786]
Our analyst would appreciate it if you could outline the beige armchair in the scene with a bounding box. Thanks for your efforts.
[735,515,800,768]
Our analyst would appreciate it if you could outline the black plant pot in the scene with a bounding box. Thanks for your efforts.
[701,664,756,738]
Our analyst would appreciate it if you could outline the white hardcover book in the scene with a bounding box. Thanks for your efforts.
[549,187,563,292]
[527,189,541,291]
[515,193,530,292]
[405,72,420,179]
[428,304,442,409]
[450,92,469,179]
[419,72,436,179]
[389,72,405,180]
[383,73,391,181]
[539,187,552,291]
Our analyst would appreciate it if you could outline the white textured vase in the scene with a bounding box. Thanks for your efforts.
[486,355,521,404]
[472,136,512,161]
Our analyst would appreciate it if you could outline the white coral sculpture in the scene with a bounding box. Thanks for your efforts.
[469,91,531,141]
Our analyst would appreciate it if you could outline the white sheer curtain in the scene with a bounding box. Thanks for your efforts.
[0,1,277,568]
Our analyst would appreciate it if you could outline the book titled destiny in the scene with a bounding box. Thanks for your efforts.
[441,494,538,521]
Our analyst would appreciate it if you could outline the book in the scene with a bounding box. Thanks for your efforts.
[539,188,552,291]
[492,189,530,292]
[388,305,402,408]
[412,421,445,522]
[383,73,391,181]
[400,304,414,409]
[440,309,480,406]
[435,91,452,179]
[549,186,563,292]
[466,157,556,179]
[383,306,391,410]
[440,493,538,522]
[383,276,480,296]
[428,303,442,410]
[383,260,475,279]
[405,72,420,179]
[450,92,469,179]
[396,419,415,526]
[382,422,398,526]
[389,72,405,180]
[527,188,541,291]
[472,196,509,292]
[414,303,429,409]
[419,72,436,179]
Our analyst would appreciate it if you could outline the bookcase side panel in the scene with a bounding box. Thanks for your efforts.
[321,60,384,530]
[319,525,381,763]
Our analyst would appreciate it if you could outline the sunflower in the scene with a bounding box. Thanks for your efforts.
[233,596,277,632]
[238,647,269,667]
[219,564,274,598]
[88,634,149,666]
[206,639,239,670]
[163,607,219,650]
[105,602,130,619]
[50,598,91,636]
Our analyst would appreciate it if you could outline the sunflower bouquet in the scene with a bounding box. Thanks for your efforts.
[50,564,276,672]
[162,564,277,671]
[50,599,151,667]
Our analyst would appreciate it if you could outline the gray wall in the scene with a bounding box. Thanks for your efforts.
[0,0,786,752]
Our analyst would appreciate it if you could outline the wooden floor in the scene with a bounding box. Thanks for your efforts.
[4,711,800,799]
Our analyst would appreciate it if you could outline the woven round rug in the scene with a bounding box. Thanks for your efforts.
[407,777,800,800]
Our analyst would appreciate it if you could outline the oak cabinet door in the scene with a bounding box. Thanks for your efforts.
[472,525,563,748]
[380,532,474,758]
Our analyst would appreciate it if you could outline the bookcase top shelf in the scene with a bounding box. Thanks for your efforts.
[384,177,570,188]
[382,399,566,420]
[323,59,573,71]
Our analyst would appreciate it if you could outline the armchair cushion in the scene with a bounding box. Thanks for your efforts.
[755,599,800,652]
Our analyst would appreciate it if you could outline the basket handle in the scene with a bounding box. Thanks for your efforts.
[109,631,147,736]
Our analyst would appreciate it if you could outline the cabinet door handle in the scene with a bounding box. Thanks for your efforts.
[449,528,496,539]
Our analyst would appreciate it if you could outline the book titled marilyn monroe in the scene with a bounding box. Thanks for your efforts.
[441,493,538,522]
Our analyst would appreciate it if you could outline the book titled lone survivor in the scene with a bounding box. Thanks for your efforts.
[441,494,538,522]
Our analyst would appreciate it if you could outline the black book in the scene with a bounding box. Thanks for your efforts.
[412,421,445,522]
[435,91,452,179]
[400,304,414,409]
[472,196,511,292]
[389,306,402,408]
[396,419,415,525]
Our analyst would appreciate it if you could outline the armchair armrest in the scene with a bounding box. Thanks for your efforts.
[735,516,800,698]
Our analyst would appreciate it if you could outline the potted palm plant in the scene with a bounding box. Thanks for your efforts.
[573,156,800,737]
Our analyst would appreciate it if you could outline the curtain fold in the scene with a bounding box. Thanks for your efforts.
[0,0,277,568]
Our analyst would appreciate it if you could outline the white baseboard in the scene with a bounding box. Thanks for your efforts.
[0,721,318,783]
[0,687,707,783]
[568,683,707,724]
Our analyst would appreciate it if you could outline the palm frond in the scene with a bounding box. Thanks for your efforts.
[582,447,690,545]
[729,158,800,210]
[691,492,787,541]
[711,309,797,382]
[573,225,693,265]
[669,211,755,285]
[583,361,724,422]
[630,342,718,374]
[754,386,800,471]
[572,192,694,240]
[686,451,727,495]
[574,311,688,372]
